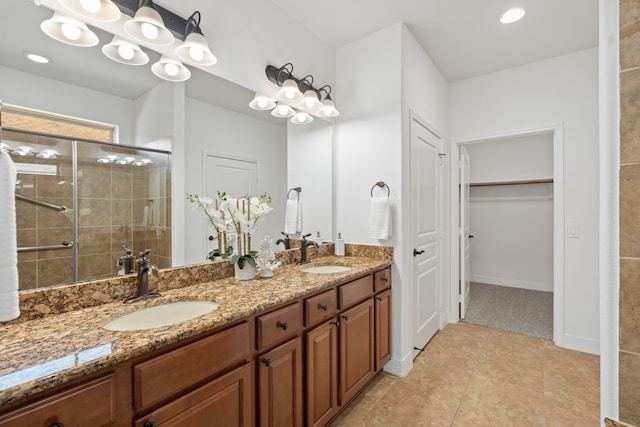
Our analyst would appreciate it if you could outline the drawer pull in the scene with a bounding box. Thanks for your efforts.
[262,358,271,367]
[319,304,329,311]
[381,277,389,282]
[330,321,340,328]
[49,423,64,427]
[376,296,383,301]
[278,322,289,330]
[143,422,156,427]
[341,314,349,321]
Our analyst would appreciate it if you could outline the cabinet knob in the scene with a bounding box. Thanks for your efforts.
[319,304,329,311]
[208,235,214,241]
[376,296,383,301]
[262,358,271,367]
[330,321,340,328]
[341,314,349,321]
[381,277,389,282]
[143,422,156,427]
[278,322,288,330]
[49,423,64,427]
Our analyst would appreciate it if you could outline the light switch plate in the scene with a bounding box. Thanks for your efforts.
[568,223,580,238]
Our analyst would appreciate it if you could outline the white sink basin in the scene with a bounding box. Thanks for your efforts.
[301,265,351,274]
[104,301,219,331]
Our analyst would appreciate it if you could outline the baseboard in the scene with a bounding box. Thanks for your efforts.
[560,334,600,355]
[383,352,413,377]
[470,274,553,292]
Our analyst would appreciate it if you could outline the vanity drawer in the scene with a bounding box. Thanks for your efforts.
[374,268,392,292]
[339,275,374,309]
[256,302,302,350]
[133,322,250,410]
[0,374,115,427]
[305,288,337,326]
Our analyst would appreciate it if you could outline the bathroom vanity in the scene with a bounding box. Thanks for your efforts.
[0,247,392,427]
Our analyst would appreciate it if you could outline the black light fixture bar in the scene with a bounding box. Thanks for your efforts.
[265,64,324,99]
[112,0,188,41]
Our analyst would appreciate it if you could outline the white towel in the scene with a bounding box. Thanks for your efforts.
[369,195,392,240]
[0,150,19,321]
[284,198,302,234]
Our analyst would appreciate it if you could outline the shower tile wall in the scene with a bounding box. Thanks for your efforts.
[619,0,640,423]
[13,133,171,291]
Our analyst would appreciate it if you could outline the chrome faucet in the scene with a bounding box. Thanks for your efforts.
[276,232,291,249]
[297,233,319,265]
[125,249,160,304]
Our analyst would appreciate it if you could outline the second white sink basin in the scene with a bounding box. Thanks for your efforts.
[104,301,219,331]
[301,265,351,274]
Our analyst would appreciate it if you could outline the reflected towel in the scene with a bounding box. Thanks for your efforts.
[369,195,392,240]
[284,198,301,234]
[0,151,19,321]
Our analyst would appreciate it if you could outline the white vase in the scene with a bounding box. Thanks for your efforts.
[235,263,256,280]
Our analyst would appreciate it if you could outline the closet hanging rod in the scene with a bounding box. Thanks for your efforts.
[469,179,553,188]
[15,194,68,214]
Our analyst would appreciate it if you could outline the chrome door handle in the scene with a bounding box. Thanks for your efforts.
[413,249,425,256]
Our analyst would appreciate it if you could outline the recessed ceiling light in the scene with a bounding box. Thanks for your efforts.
[500,8,526,24]
[26,53,50,64]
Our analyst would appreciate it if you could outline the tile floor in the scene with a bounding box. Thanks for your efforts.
[329,322,600,427]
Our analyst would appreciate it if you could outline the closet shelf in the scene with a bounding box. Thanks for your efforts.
[469,179,553,187]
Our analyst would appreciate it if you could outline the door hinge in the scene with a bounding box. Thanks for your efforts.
[438,153,446,165]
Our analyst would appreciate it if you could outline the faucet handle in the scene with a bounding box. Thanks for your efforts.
[302,233,312,239]
[281,231,289,237]
[139,249,152,259]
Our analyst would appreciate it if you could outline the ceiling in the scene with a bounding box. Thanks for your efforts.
[270,0,599,82]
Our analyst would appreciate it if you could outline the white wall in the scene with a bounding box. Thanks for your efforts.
[133,82,177,147]
[287,119,333,240]
[449,48,600,354]
[335,23,449,376]
[183,97,287,265]
[0,65,135,142]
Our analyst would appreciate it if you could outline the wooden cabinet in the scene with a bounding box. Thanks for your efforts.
[257,338,303,427]
[375,289,392,371]
[304,288,337,327]
[305,319,339,427]
[0,374,115,427]
[134,363,252,427]
[339,299,375,404]
[256,302,302,351]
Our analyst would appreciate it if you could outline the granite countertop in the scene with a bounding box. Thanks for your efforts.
[0,255,391,408]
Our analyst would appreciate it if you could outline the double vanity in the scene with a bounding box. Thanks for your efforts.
[0,244,392,426]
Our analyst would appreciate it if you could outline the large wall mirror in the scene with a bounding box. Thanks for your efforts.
[0,0,333,291]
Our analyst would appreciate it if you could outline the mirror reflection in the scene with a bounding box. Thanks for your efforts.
[0,0,333,291]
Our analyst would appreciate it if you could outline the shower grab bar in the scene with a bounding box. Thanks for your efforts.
[15,194,68,214]
[18,241,74,253]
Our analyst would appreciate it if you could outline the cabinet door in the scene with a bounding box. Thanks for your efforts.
[375,289,392,371]
[339,298,375,405]
[306,319,339,427]
[134,363,252,427]
[257,338,303,427]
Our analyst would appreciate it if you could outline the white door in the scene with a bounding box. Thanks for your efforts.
[411,115,441,354]
[204,154,258,254]
[459,146,471,319]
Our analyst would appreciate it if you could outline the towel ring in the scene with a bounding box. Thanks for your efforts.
[287,187,302,199]
[370,181,390,197]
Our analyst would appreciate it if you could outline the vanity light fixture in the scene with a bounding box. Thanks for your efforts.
[151,55,191,82]
[301,89,322,110]
[500,8,526,24]
[291,111,313,125]
[249,94,276,111]
[317,86,340,117]
[102,36,149,65]
[58,0,121,22]
[40,12,99,47]
[271,102,296,118]
[124,0,175,47]
[36,149,59,160]
[174,11,217,66]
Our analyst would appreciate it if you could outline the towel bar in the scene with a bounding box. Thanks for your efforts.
[287,187,302,199]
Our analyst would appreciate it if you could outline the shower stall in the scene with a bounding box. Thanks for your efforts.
[1,127,172,291]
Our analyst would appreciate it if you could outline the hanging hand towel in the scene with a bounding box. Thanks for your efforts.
[369,195,392,240]
[283,197,302,234]
[0,150,19,321]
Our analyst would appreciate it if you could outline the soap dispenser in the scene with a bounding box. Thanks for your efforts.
[335,233,345,256]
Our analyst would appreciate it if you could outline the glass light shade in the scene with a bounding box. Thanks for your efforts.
[151,56,191,82]
[59,0,121,22]
[175,32,217,66]
[102,36,149,65]
[124,5,174,46]
[291,111,314,125]
[300,90,322,110]
[41,12,99,47]
[276,79,303,102]
[270,102,296,118]
[249,94,276,111]
[319,98,340,117]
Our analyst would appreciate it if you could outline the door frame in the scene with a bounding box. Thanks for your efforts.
[448,123,565,346]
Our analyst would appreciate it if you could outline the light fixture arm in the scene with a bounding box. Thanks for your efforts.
[318,85,333,100]
[265,64,324,97]
[184,11,204,37]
